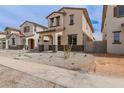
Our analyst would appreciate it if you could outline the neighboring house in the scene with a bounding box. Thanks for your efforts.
[38,7,94,52]
[102,5,124,54]
[20,21,47,49]
[4,27,25,49]
[0,32,6,49]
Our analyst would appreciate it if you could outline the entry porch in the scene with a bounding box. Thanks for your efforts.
[38,29,63,52]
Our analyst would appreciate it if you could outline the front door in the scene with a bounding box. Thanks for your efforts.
[28,39,35,49]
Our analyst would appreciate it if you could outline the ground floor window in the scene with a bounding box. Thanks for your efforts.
[68,34,77,45]
[113,31,121,44]
[12,38,15,45]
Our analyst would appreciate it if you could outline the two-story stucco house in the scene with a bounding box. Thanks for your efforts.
[20,21,47,49]
[102,5,124,54]
[38,7,94,52]
[4,27,25,49]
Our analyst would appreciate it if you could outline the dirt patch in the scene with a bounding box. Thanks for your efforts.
[94,54,124,77]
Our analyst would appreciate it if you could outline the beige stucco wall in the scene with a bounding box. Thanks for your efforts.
[60,9,83,45]
[103,5,124,54]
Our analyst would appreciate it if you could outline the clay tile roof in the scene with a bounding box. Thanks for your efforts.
[20,21,47,29]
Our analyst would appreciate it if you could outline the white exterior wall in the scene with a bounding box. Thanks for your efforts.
[82,13,94,41]
[0,34,6,49]
[20,22,46,49]
[8,35,23,46]
[103,5,124,54]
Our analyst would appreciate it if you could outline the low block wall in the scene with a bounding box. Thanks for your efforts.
[85,41,107,53]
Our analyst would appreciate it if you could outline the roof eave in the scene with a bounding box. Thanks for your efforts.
[101,5,108,32]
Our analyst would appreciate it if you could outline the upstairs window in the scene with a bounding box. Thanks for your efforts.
[114,6,124,17]
[113,31,121,44]
[24,26,30,32]
[50,18,54,27]
[118,6,124,17]
[12,38,15,45]
[56,16,60,26]
[68,34,77,45]
[69,15,74,25]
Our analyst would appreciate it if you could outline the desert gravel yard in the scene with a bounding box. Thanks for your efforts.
[0,49,94,73]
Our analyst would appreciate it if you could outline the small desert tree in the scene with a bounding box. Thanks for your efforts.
[63,35,74,59]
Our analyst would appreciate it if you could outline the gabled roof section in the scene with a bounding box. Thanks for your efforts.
[46,7,94,33]
[46,11,66,18]
[20,21,47,29]
[4,27,20,32]
[101,5,108,32]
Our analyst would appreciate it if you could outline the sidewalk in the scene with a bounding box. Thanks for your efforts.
[0,56,124,87]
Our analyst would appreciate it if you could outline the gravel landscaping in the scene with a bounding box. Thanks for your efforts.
[0,49,94,73]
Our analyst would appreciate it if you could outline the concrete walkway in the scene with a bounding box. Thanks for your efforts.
[0,56,124,87]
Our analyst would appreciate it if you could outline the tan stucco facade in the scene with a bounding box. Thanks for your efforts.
[102,5,124,54]
[39,7,94,52]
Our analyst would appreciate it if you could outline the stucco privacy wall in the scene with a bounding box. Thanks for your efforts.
[106,6,124,54]
[85,41,107,53]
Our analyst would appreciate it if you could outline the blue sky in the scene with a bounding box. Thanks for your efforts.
[0,5,103,40]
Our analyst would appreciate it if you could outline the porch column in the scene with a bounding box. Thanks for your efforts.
[39,36,44,52]
[6,39,9,49]
[52,34,58,52]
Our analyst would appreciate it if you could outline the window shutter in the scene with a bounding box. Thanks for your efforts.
[114,7,117,17]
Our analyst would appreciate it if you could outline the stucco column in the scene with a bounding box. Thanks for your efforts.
[52,34,58,52]
[39,36,44,52]
[5,39,9,49]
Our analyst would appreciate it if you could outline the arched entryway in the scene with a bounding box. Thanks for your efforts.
[28,39,35,49]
